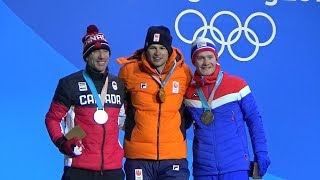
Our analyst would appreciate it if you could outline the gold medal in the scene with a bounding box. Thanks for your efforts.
[158,88,166,103]
[201,111,214,125]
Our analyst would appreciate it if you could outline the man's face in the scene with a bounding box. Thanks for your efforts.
[86,49,110,73]
[194,51,217,76]
[146,44,169,72]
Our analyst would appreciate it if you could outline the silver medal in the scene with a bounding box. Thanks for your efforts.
[94,109,108,124]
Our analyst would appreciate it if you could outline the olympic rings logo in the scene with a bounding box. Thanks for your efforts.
[174,10,277,61]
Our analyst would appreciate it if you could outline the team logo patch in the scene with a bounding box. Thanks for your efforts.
[172,81,179,93]
[112,81,118,90]
[78,82,87,91]
[135,169,143,180]
[197,41,207,48]
[153,33,160,42]
[140,83,147,89]
[173,165,180,171]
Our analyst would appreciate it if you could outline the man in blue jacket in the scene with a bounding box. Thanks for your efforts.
[184,37,271,180]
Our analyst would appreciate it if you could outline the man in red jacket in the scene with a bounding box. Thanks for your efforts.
[45,24,126,180]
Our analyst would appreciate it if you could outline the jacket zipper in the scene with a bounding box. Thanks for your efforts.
[100,125,106,175]
[157,74,162,160]
[157,103,161,160]
[213,117,219,171]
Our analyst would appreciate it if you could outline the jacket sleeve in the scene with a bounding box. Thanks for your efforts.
[118,104,126,130]
[183,106,194,129]
[239,84,268,154]
[182,64,193,129]
[118,65,129,87]
[183,63,193,87]
[45,78,71,146]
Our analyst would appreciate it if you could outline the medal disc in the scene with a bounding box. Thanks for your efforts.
[201,111,214,125]
[158,88,166,103]
[94,110,108,124]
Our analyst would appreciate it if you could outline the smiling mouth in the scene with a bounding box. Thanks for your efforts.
[201,66,211,69]
[153,57,162,60]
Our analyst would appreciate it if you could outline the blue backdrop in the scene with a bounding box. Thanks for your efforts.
[1,0,319,179]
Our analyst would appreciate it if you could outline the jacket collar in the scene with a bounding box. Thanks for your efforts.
[85,65,108,81]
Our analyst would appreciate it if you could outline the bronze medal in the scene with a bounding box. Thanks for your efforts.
[158,88,166,103]
[201,111,214,125]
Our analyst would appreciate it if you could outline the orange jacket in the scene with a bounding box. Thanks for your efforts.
[117,47,192,160]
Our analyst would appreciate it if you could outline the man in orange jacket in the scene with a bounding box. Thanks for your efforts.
[117,25,192,180]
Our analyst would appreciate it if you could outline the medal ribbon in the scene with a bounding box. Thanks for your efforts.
[196,71,223,111]
[150,60,177,88]
[82,71,109,110]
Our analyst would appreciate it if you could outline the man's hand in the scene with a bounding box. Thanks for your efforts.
[56,137,84,157]
[255,151,271,177]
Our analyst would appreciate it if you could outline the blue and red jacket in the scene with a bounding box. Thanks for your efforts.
[45,65,125,171]
[184,65,268,176]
